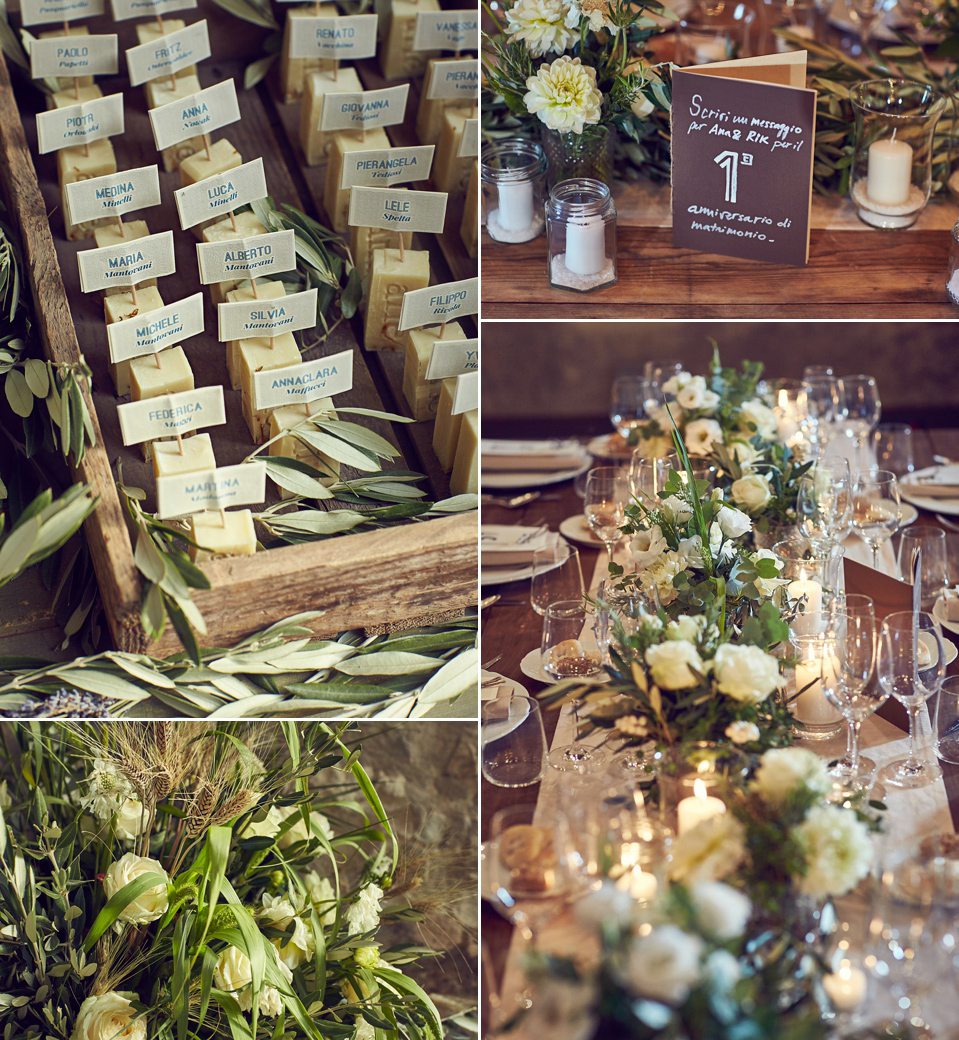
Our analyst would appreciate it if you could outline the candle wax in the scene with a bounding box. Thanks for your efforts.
[823,964,868,1011]
[565,213,606,277]
[497,179,535,233]
[794,656,843,725]
[677,778,726,834]
[866,136,913,207]
[787,578,823,636]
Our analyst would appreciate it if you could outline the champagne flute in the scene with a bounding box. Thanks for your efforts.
[846,0,888,53]
[851,470,901,568]
[530,543,585,617]
[877,611,946,789]
[838,374,881,474]
[897,526,949,612]
[797,459,853,550]
[609,373,647,439]
[584,467,630,567]
[826,594,878,783]
[628,451,678,506]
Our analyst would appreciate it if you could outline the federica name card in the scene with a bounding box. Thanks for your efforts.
[116,384,225,445]
[670,51,816,267]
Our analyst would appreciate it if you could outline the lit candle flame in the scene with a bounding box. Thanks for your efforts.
[693,777,709,801]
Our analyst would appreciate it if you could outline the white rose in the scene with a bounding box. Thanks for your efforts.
[114,798,149,841]
[669,814,747,884]
[684,418,723,457]
[676,375,709,411]
[730,474,773,514]
[103,853,169,926]
[713,644,784,705]
[640,556,687,606]
[72,991,146,1040]
[625,925,703,1004]
[690,882,752,940]
[753,748,832,806]
[630,524,669,569]
[676,535,705,569]
[260,894,314,969]
[750,548,787,598]
[275,805,333,849]
[794,804,873,899]
[346,882,383,935]
[703,949,742,993]
[738,399,777,440]
[666,615,706,642]
[646,641,704,690]
[213,944,292,1016]
[717,505,752,539]
[724,720,760,744]
[574,881,637,930]
[728,440,762,473]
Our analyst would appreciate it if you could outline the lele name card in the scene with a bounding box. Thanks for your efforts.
[252,349,353,411]
[671,52,816,267]
[110,0,197,20]
[20,0,105,26]
[36,93,124,154]
[425,338,478,381]
[340,145,434,190]
[156,460,266,520]
[320,84,409,133]
[107,292,204,363]
[426,58,478,102]
[64,164,160,225]
[398,276,478,332]
[217,288,318,341]
[413,10,479,52]
[126,19,210,86]
[348,186,448,233]
[77,229,175,293]
[195,229,296,284]
[116,384,225,446]
[150,78,240,152]
[451,372,478,415]
[30,34,118,79]
[174,157,267,230]
[288,14,378,60]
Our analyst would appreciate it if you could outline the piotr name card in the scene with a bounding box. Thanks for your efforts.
[117,383,225,445]
[64,164,160,225]
[426,57,478,101]
[20,0,105,26]
[450,371,478,415]
[195,229,296,284]
[348,186,448,233]
[413,11,479,51]
[174,157,267,230]
[30,34,118,79]
[425,337,478,380]
[340,145,434,189]
[149,78,240,151]
[398,276,478,331]
[77,229,175,292]
[288,14,378,60]
[252,349,353,410]
[217,287,317,341]
[107,291,204,362]
[126,19,210,86]
[36,93,124,153]
[319,84,410,133]
[110,0,197,20]
[156,460,266,520]
[670,53,816,267]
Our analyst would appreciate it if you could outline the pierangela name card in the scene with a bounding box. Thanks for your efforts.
[340,145,434,189]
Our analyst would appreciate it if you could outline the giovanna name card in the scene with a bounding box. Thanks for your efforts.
[671,51,816,267]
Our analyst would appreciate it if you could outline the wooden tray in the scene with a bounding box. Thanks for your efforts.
[0,11,477,656]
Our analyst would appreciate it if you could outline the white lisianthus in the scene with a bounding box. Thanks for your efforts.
[676,375,710,410]
[614,714,650,737]
[302,871,337,926]
[716,505,752,539]
[640,556,687,606]
[260,894,314,969]
[506,0,577,57]
[663,371,692,396]
[346,882,384,935]
[574,881,636,929]
[794,804,873,899]
[669,814,747,884]
[524,56,603,134]
[114,798,149,841]
[690,882,752,940]
[731,474,773,513]
[684,418,723,457]
[728,439,762,473]
[213,944,292,1016]
[660,495,693,525]
[677,535,705,569]
[564,0,614,32]
[625,925,703,1004]
[630,524,669,569]
[707,522,738,564]
[243,806,286,840]
[703,949,742,993]
[666,615,706,642]
[713,644,783,705]
[738,398,777,439]
[275,805,334,849]
[645,641,704,690]
[81,760,135,820]
[725,720,760,744]
[103,853,169,927]
[71,991,146,1040]
[750,548,788,597]
[752,747,832,806]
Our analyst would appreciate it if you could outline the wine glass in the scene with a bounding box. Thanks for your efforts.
[851,470,901,568]
[797,459,853,551]
[642,359,684,414]
[802,374,843,448]
[628,451,678,507]
[609,373,647,439]
[530,543,585,617]
[873,422,915,479]
[584,467,630,567]
[481,696,549,788]
[897,526,949,612]
[877,610,947,789]
[838,374,881,474]
[845,0,888,53]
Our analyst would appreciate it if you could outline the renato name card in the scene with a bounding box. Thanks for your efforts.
[288,14,378,60]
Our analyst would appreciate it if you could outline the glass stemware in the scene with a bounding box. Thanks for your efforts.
[897,526,949,613]
[877,610,947,789]
[642,359,684,415]
[845,0,888,53]
[584,467,630,566]
[530,543,585,617]
[851,470,901,568]
[797,458,853,551]
[609,373,647,439]
[802,374,843,448]
[838,374,881,474]
[628,451,678,506]
[873,422,915,479]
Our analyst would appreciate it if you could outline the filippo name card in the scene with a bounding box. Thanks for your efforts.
[20,0,105,26]
[340,145,434,189]
[126,19,211,86]
[671,52,816,267]
[174,157,267,230]
[65,164,160,225]
[107,292,204,363]
[413,10,479,51]
[117,384,225,445]
[348,186,448,233]
[425,337,478,381]
[36,93,124,154]
[426,58,478,101]
[156,460,266,520]
[451,371,478,415]
[218,288,318,341]
[77,229,175,293]
[195,229,296,284]
[150,78,240,151]
[111,0,197,20]
[288,14,378,60]
[398,276,478,331]
[320,84,410,133]
[30,34,118,79]
[252,349,353,410]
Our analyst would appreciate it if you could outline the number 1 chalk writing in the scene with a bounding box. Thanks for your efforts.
[714,151,754,204]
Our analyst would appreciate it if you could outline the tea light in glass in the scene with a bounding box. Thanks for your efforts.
[547,178,617,293]
[481,138,548,244]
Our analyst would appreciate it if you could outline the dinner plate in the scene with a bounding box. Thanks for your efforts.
[900,467,959,516]
[933,596,959,638]
[587,433,633,459]
[481,458,590,489]
[900,502,919,526]
[519,648,609,685]
[480,563,536,586]
[919,627,958,667]
[559,514,605,548]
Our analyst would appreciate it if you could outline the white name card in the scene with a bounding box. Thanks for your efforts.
[426,58,478,101]
[20,0,105,26]
[126,19,210,86]
[174,157,267,230]
[319,84,409,132]
[425,337,478,381]
[195,229,296,284]
[288,14,378,60]
[110,0,197,21]
[30,34,118,78]
[217,288,317,342]
[348,186,448,233]
[156,461,266,520]
[252,349,353,410]
[457,118,479,158]
[77,229,175,293]
[413,11,479,52]
[340,145,433,190]
[107,292,204,363]
[149,78,239,151]
[64,164,160,226]
[116,384,225,445]
[451,371,478,415]
[398,277,478,333]
[36,93,124,154]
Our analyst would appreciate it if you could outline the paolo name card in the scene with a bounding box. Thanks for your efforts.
[671,51,816,267]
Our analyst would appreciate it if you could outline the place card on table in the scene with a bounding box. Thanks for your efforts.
[348,185,448,233]
[398,276,478,332]
[156,460,266,520]
[30,34,117,79]
[173,157,267,230]
[36,93,124,153]
[481,438,588,472]
[110,0,196,19]
[252,349,353,411]
[107,291,204,364]
[20,0,105,25]
[340,145,435,190]
[319,84,410,133]
[77,229,175,293]
[425,337,478,381]
[413,10,479,52]
[217,287,318,341]
[670,51,816,267]
[149,78,240,152]
[287,14,377,61]
[195,229,296,284]
[125,18,210,86]
[64,164,160,226]
[481,524,555,566]
[116,383,225,446]
[425,57,478,101]
[457,117,479,158]
[450,371,478,415]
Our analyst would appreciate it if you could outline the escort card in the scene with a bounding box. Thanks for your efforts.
[195,229,296,284]
[30,34,118,79]
[426,58,478,101]
[457,118,479,158]
[348,186,448,233]
[425,337,478,381]
[340,145,434,189]
[413,10,479,52]
[288,14,378,60]
[126,19,210,86]
[174,157,267,230]
[77,230,175,293]
[398,276,478,332]
[149,78,240,152]
[319,84,409,133]
[116,384,225,446]
[36,93,124,154]
[450,371,478,415]
[110,0,197,20]
[64,164,160,226]
[156,460,266,520]
[107,292,204,363]
[670,52,816,267]
[20,0,105,26]
[217,288,317,341]
[252,349,353,411]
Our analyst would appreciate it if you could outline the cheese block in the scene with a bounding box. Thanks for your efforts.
[350,214,413,285]
[238,333,302,443]
[145,72,210,171]
[416,58,469,145]
[38,26,94,90]
[268,401,340,498]
[403,321,466,420]
[299,67,363,166]
[94,220,156,296]
[188,509,257,562]
[224,279,286,391]
[152,432,216,480]
[364,247,430,352]
[432,105,474,197]
[461,160,478,259]
[57,139,117,241]
[450,408,478,495]
[280,3,337,103]
[130,346,195,401]
[103,285,165,396]
[48,84,102,109]
[135,18,197,86]
[202,210,269,307]
[380,0,439,81]
[432,377,461,471]
[324,128,391,233]
[179,138,242,187]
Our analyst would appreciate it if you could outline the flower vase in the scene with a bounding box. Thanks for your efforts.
[541,125,615,188]
[752,522,801,550]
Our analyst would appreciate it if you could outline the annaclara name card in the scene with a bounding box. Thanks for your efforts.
[670,51,816,267]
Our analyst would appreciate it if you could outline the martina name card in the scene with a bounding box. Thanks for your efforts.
[20,0,104,26]
[111,0,197,20]
[671,52,816,267]
[156,461,266,520]
[64,164,160,225]
[348,186,448,233]
[126,19,210,86]
[425,338,478,381]
[36,93,124,154]
[149,78,239,151]
[252,349,353,410]
[107,292,204,363]
[288,14,378,60]
[426,58,478,101]
[174,157,267,230]
[30,34,118,79]
[413,10,479,51]
[116,384,225,445]
[77,230,175,293]
[398,276,478,331]
[340,145,434,189]
[320,84,409,133]
[451,371,478,415]
[217,288,318,341]
[195,229,296,284]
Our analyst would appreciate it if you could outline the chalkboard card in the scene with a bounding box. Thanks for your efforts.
[671,52,817,267]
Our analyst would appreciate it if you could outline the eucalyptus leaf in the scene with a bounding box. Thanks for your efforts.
[134,530,166,584]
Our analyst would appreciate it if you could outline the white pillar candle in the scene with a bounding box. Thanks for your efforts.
[866,135,913,207]
[787,577,823,636]
[497,179,535,233]
[794,655,843,725]
[694,38,727,63]
[823,962,868,1011]
[677,778,726,834]
[565,214,606,276]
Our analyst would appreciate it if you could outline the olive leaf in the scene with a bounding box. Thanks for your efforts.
[4,368,32,418]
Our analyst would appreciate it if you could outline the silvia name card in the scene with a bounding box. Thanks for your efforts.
[217,288,318,341]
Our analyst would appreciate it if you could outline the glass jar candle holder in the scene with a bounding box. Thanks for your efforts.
[787,613,844,740]
[677,0,756,65]
[480,138,548,244]
[947,218,959,305]
[763,0,817,52]
[774,537,845,634]
[547,178,617,293]
[850,79,946,229]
